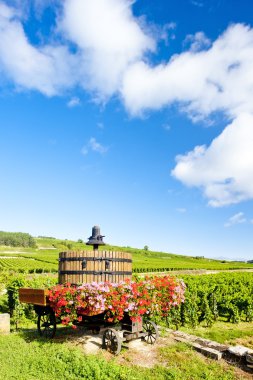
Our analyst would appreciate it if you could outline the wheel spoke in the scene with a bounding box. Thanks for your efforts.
[143,320,158,345]
[38,309,56,339]
[102,328,121,355]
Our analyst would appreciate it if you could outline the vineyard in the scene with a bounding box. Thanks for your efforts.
[165,272,253,328]
[1,236,253,332]
[0,257,57,273]
[0,236,252,273]
[1,240,253,380]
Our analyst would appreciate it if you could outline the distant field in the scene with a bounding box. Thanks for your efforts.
[0,237,252,274]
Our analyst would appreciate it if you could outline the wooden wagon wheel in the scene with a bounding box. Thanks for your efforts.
[37,308,56,338]
[102,328,122,355]
[142,320,159,344]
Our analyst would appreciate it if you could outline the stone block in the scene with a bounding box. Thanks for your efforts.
[228,345,249,357]
[0,313,10,334]
[192,342,222,360]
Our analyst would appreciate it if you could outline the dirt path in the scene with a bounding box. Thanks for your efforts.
[140,268,253,276]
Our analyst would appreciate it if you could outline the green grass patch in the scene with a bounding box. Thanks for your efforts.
[0,333,243,380]
[0,333,156,380]
[158,342,235,380]
[180,321,253,347]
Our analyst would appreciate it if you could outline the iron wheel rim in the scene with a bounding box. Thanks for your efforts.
[37,310,56,338]
[143,320,158,345]
[102,328,122,355]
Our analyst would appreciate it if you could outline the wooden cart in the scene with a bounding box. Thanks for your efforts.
[19,287,159,354]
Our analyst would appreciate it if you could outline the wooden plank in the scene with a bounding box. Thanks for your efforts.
[72,251,77,285]
[122,251,125,281]
[80,250,84,284]
[77,250,81,284]
[87,250,93,284]
[77,250,81,285]
[118,251,121,283]
[63,251,67,284]
[113,251,117,283]
[19,288,47,306]
[117,251,120,282]
[113,251,116,283]
[104,250,108,283]
[128,252,132,279]
[73,251,78,285]
[119,251,123,282]
[106,250,110,283]
[67,250,71,284]
[72,251,76,285]
[94,249,99,283]
[122,252,125,281]
[101,250,106,283]
[71,251,75,285]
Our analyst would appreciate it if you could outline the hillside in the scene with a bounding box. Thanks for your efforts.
[0,235,252,274]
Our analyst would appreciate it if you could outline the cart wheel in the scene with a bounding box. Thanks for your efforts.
[142,320,159,345]
[37,308,56,338]
[102,328,122,355]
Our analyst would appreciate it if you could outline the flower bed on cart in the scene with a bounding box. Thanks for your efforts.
[47,276,185,328]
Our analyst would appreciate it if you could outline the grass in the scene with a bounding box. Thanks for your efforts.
[180,321,253,348]
[158,342,236,380]
[0,332,247,380]
[0,333,152,380]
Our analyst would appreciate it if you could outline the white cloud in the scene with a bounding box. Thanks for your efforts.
[89,137,108,154]
[67,96,81,107]
[81,137,108,155]
[59,0,155,98]
[172,113,253,207]
[0,0,155,99]
[119,24,253,206]
[0,2,76,95]
[224,212,246,227]
[121,24,253,119]
[183,31,211,52]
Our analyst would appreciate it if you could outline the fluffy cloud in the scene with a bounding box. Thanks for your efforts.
[59,0,154,98]
[0,2,76,95]
[183,31,211,52]
[172,113,253,207]
[81,138,108,155]
[0,0,154,98]
[119,23,253,206]
[224,212,246,227]
[121,24,253,118]
[67,96,81,107]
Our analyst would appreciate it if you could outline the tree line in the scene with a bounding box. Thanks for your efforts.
[0,231,36,248]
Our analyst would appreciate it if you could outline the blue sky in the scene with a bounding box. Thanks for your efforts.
[1,0,253,260]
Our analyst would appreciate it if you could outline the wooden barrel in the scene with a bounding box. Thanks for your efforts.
[58,250,132,284]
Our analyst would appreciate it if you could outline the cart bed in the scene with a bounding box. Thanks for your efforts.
[19,288,47,306]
